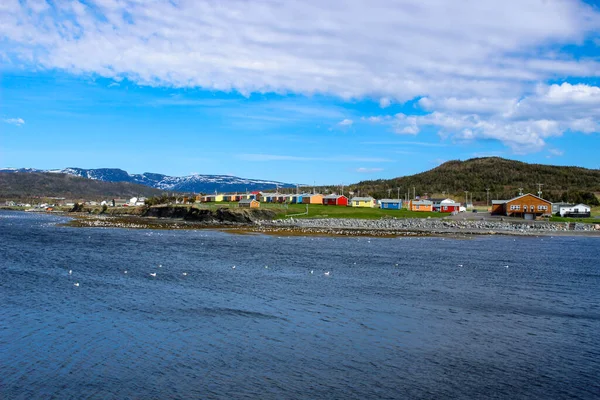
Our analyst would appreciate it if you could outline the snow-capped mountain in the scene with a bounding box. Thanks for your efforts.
[0,167,296,193]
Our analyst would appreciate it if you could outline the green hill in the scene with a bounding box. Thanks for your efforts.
[0,172,164,200]
[349,157,600,204]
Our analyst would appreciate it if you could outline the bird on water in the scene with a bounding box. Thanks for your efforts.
[150,272,157,277]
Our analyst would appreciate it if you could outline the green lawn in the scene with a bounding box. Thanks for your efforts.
[194,202,448,219]
[549,216,600,224]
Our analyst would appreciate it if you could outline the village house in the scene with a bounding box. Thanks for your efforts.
[302,194,324,204]
[408,199,433,212]
[491,193,552,219]
[430,198,461,212]
[238,199,260,208]
[379,199,403,210]
[350,197,376,208]
[322,194,349,206]
[557,204,591,218]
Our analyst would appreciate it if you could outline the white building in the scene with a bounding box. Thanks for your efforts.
[558,204,591,217]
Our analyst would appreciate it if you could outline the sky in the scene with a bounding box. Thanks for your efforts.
[1,0,600,185]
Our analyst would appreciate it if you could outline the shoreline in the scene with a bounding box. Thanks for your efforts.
[54,212,600,238]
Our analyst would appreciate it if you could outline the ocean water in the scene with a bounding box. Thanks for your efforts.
[1,211,599,399]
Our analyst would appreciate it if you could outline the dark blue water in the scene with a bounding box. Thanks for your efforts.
[1,211,599,399]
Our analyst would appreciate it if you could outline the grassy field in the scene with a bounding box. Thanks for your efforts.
[193,202,448,219]
[549,216,600,224]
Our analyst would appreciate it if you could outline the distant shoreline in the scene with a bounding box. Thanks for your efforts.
[3,208,599,238]
[60,212,600,238]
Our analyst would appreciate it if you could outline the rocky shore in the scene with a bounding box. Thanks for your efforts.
[63,209,600,237]
[265,216,600,235]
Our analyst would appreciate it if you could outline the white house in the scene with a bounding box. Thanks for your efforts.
[558,204,591,218]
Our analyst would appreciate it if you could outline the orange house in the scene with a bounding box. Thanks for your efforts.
[239,199,260,208]
[408,199,433,212]
[491,193,551,219]
[302,194,324,204]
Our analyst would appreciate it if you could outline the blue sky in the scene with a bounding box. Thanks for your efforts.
[1,0,600,185]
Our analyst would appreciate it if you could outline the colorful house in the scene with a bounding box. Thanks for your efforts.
[379,199,402,209]
[350,197,376,208]
[491,193,551,219]
[322,194,349,206]
[302,194,324,204]
[408,199,433,211]
[238,199,260,208]
[289,194,304,204]
[431,198,461,212]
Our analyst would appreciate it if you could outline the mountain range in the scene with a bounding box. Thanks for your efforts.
[0,168,295,193]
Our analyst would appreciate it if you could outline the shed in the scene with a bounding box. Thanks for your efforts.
[302,194,324,204]
[323,194,349,206]
[408,199,433,212]
[239,199,260,208]
[350,197,376,208]
[379,199,402,210]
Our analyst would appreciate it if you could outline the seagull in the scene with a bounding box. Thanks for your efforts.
[182,272,188,276]
[158,264,162,268]
[458,264,463,267]
[150,272,157,277]
[265,265,269,269]
[232,265,236,269]
[504,265,509,268]
[73,282,79,287]
[324,271,330,276]
[68,270,72,275]
[310,270,314,274]
[124,270,128,274]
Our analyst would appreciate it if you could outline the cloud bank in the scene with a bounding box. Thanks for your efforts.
[1,0,600,151]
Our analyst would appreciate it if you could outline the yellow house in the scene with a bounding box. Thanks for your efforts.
[350,197,375,207]
[214,194,225,202]
[408,199,433,211]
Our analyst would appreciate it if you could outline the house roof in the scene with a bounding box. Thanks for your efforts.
[560,203,590,209]
[379,199,402,203]
[492,200,507,205]
[412,199,432,205]
[305,193,323,198]
[351,197,374,201]
[323,194,346,199]
[239,199,257,204]
[506,193,551,204]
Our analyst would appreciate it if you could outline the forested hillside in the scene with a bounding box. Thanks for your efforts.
[349,157,600,204]
[0,172,164,200]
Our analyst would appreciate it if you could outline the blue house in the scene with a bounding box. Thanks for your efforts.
[290,194,304,204]
[379,199,403,210]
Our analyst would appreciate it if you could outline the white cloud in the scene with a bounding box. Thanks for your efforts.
[379,97,391,108]
[356,167,384,173]
[363,82,600,151]
[547,148,564,157]
[0,0,599,103]
[3,118,25,126]
[2,1,600,155]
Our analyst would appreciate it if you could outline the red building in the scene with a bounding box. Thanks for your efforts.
[322,194,349,206]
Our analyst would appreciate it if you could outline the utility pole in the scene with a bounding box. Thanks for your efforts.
[486,188,490,207]
[536,183,544,198]
[388,188,392,198]
[464,190,468,208]
[413,187,416,200]
[397,187,400,200]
